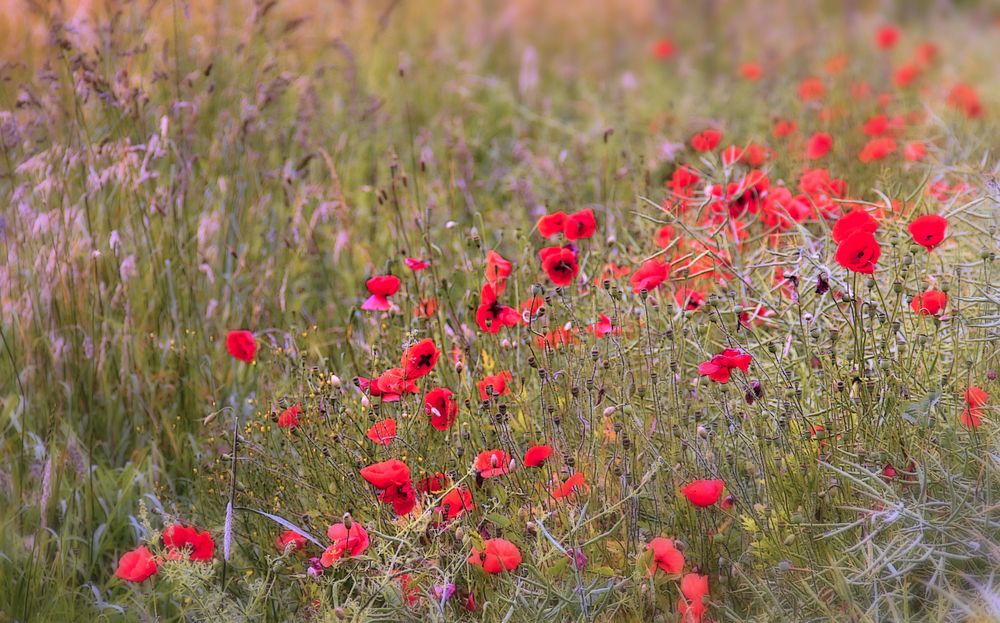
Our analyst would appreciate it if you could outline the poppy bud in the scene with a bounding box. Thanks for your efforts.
[342,513,353,529]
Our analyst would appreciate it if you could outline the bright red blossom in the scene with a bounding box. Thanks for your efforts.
[523,444,553,467]
[910,290,947,316]
[322,521,370,566]
[115,546,157,582]
[424,387,458,430]
[698,349,752,383]
[908,214,947,250]
[226,330,256,363]
[468,538,521,574]
[681,479,725,508]
[366,418,397,445]
[401,338,440,379]
[163,525,214,561]
[647,537,685,575]
[835,231,881,274]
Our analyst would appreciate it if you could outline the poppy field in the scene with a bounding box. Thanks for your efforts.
[1,0,1000,621]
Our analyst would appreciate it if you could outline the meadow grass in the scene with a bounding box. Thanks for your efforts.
[0,0,999,621]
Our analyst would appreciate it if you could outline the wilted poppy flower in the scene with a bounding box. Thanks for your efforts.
[681,480,725,507]
[405,257,429,270]
[360,458,411,489]
[322,521,370,565]
[163,524,215,561]
[647,537,685,575]
[362,275,401,311]
[115,545,157,582]
[832,209,878,244]
[467,538,522,573]
[806,133,833,160]
[366,418,397,445]
[651,38,675,60]
[424,387,458,430]
[276,530,308,552]
[539,246,580,286]
[835,231,881,274]
[474,449,512,479]
[401,338,440,380]
[690,129,722,152]
[551,472,588,499]
[485,250,512,290]
[476,284,521,333]
[910,290,947,316]
[226,330,256,363]
[631,259,670,293]
[277,404,302,428]
[675,287,705,311]
[524,444,553,467]
[698,349,752,383]
[537,211,567,238]
[908,214,947,250]
[564,209,597,240]
[439,487,476,521]
[477,371,512,401]
[859,137,896,162]
[678,572,710,622]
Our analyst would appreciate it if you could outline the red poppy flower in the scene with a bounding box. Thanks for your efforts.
[226,330,256,363]
[831,209,878,244]
[675,287,705,311]
[467,538,522,574]
[551,472,588,499]
[477,371,512,401]
[773,119,797,138]
[401,338,440,380]
[739,62,763,81]
[587,313,618,338]
[416,472,450,494]
[966,386,988,408]
[908,214,947,250]
[681,480,724,507]
[476,284,521,333]
[903,142,926,161]
[115,545,157,582]
[424,387,458,430]
[163,525,215,561]
[405,257,429,270]
[360,458,411,489]
[474,449,512,479]
[366,418,397,445]
[415,297,438,318]
[523,444,553,467]
[369,368,419,401]
[798,77,825,101]
[537,211,567,238]
[322,521,370,565]
[277,404,302,428]
[439,487,476,521]
[647,537,685,575]
[655,225,677,249]
[876,25,899,49]
[910,290,947,316]
[894,63,922,88]
[806,133,833,160]
[651,38,675,60]
[690,129,722,152]
[276,530,308,552]
[362,275,401,311]
[380,482,417,515]
[539,246,579,286]
[630,259,670,293]
[485,250,513,290]
[960,408,983,429]
[859,137,896,162]
[678,572,710,622]
[946,83,982,118]
[698,348,752,383]
[835,231,881,274]
[564,208,597,240]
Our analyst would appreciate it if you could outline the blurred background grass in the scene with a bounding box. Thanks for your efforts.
[0,0,998,621]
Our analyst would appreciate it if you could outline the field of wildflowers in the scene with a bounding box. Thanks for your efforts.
[1,0,999,621]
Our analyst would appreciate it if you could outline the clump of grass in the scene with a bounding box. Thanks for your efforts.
[1,1,999,621]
